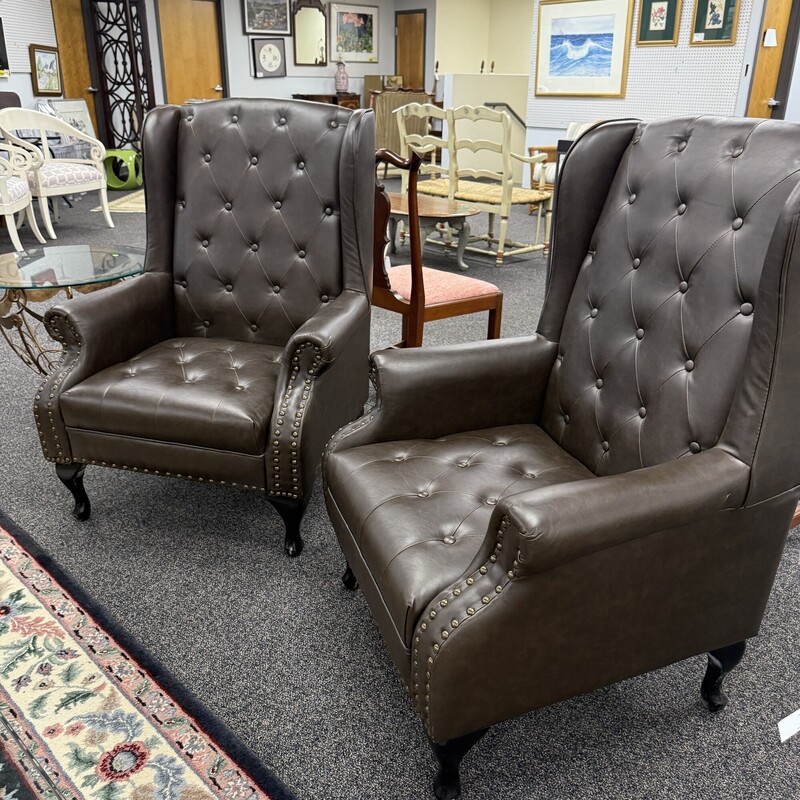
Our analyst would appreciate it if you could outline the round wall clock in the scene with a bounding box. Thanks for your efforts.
[253,38,287,79]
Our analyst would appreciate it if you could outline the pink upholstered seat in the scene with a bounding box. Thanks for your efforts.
[388,265,500,304]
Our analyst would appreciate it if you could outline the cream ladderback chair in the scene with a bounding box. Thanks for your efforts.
[396,102,452,195]
[448,105,549,265]
[0,142,45,251]
[0,108,113,240]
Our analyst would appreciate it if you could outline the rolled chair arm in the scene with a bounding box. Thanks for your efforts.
[0,132,45,167]
[481,447,751,579]
[411,447,754,743]
[44,272,173,361]
[0,141,41,174]
[324,335,559,458]
[511,151,547,165]
[269,290,371,500]
[281,289,370,370]
[35,273,173,464]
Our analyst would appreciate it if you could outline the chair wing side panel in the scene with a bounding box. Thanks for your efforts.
[142,105,181,274]
[339,108,375,295]
[723,180,800,504]
[537,120,638,344]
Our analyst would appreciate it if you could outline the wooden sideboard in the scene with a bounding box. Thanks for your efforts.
[292,93,360,110]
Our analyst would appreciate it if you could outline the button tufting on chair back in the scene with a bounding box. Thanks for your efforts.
[541,117,800,475]
[171,99,351,345]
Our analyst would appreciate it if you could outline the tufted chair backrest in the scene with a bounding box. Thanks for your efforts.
[141,98,374,347]
[540,116,800,477]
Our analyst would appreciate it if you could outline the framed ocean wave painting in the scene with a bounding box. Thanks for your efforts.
[637,0,683,45]
[535,0,634,97]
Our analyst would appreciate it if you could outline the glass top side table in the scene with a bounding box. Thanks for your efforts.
[0,245,145,374]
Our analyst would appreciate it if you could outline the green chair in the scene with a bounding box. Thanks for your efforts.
[104,149,142,190]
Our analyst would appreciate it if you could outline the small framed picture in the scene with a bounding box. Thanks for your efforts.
[637,0,682,45]
[243,0,291,35]
[690,0,740,46]
[385,75,404,89]
[331,4,379,63]
[252,37,287,78]
[29,44,62,97]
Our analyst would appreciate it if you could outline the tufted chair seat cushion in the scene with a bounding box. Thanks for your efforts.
[60,338,284,454]
[29,161,103,190]
[5,176,29,203]
[325,424,593,646]
[388,265,500,305]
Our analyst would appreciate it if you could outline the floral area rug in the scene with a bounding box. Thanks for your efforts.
[0,512,294,800]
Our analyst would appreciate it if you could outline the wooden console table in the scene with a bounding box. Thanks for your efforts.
[292,93,360,110]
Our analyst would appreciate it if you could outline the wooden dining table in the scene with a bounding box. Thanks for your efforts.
[386,191,480,271]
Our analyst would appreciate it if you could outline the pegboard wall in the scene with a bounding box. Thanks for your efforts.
[1,1,57,73]
[526,0,756,128]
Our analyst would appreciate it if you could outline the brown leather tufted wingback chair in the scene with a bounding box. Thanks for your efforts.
[323,116,800,797]
[36,98,374,556]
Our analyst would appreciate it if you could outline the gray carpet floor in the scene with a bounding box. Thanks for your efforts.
[0,189,798,800]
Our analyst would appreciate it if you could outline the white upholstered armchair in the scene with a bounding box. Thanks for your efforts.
[0,108,113,239]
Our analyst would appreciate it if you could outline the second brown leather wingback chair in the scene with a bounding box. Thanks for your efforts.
[323,116,800,797]
[36,98,374,556]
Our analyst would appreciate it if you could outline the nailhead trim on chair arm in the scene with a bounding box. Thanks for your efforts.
[411,516,515,740]
[34,312,83,464]
[268,341,324,499]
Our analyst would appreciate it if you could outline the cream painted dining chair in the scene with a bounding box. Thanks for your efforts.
[0,142,45,251]
[0,108,113,239]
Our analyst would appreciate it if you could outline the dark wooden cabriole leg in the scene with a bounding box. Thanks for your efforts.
[56,463,91,520]
[342,561,358,590]
[269,498,307,558]
[701,641,746,712]
[429,728,488,800]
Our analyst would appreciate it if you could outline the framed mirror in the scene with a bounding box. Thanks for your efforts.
[293,0,327,66]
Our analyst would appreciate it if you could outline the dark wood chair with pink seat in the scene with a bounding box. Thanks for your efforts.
[373,149,503,348]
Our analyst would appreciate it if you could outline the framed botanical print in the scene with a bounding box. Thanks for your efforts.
[252,37,287,77]
[331,4,379,63]
[29,44,62,97]
[690,0,740,46]
[243,0,291,35]
[637,0,683,45]
[535,0,634,97]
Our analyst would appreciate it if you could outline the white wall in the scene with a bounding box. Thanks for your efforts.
[785,43,800,121]
[0,0,59,106]
[223,0,396,100]
[435,0,491,74]
[487,0,534,74]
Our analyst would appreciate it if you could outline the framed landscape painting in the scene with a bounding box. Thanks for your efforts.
[690,0,739,45]
[243,0,291,35]
[29,44,62,97]
[637,0,682,45]
[331,4,379,63]
[535,0,634,97]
